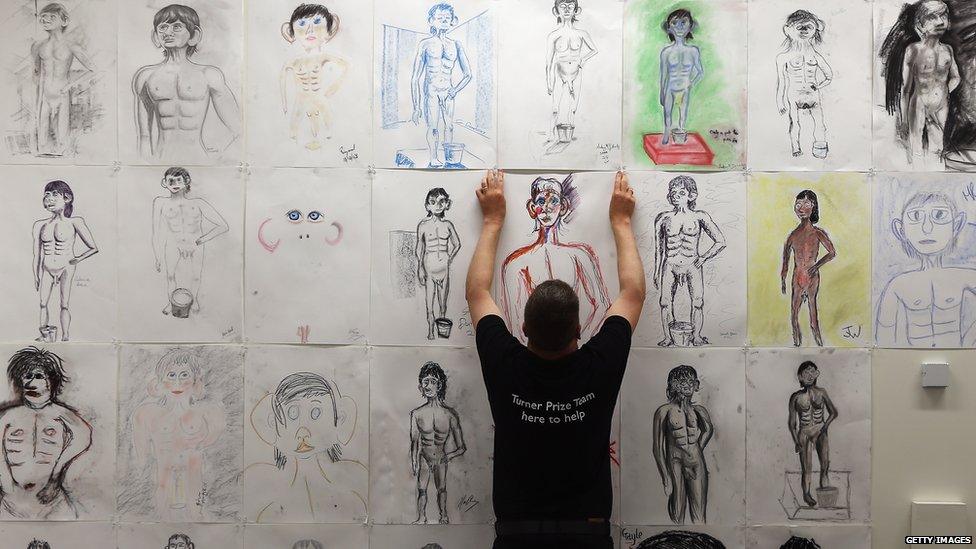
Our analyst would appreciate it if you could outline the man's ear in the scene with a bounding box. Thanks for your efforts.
[337,394,357,445]
[891,218,905,242]
[188,28,202,48]
[525,199,538,219]
[328,15,341,40]
[955,211,967,235]
[147,379,161,397]
[192,379,204,400]
[281,22,295,43]
[445,198,452,211]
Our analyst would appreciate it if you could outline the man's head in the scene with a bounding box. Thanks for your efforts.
[418,361,448,401]
[152,5,202,58]
[667,175,698,209]
[166,534,193,549]
[523,279,580,353]
[281,4,339,49]
[780,536,822,549]
[666,365,700,401]
[38,3,69,31]
[428,3,458,35]
[797,360,819,388]
[43,180,74,218]
[292,540,323,549]
[425,187,452,218]
[794,189,819,224]
[271,372,341,463]
[526,175,579,231]
[892,191,965,259]
[783,10,825,45]
[151,350,203,401]
[161,166,191,194]
[914,0,949,39]
[27,540,51,549]
[7,346,67,408]
[637,530,726,549]
[553,0,580,23]
[662,9,696,42]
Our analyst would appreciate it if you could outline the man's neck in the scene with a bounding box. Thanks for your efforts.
[527,341,578,360]
[164,48,190,63]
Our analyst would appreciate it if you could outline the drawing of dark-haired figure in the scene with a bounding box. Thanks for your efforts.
[280,3,349,151]
[32,180,98,343]
[659,9,703,146]
[654,176,726,347]
[545,0,598,149]
[132,4,241,160]
[780,536,822,549]
[652,365,712,524]
[292,541,322,549]
[501,175,610,343]
[165,533,193,549]
[637,530,726,549]
[788,361,838,509]
[151,167,229,318]
[780,190,836,347]
[776,10,833,159]
[27,540,51,549]
[416,188,460,340]
[876,191,976,347]
[409,361,466,524]
[247,372,366,522]
[130,349,225,520]
[0,347,92,519]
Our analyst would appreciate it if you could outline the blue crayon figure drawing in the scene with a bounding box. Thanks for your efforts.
[380,2,494,169]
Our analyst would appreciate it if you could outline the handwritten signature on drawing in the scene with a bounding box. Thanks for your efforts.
[596,143,620,164]
[222,326,235,338]
[709,128,739,144]
[842,324,862,340]
[621,528,645,546]
[340,144,359,163]
[457,494,479,513]
[457,309,475,337]
[348,328,367,343]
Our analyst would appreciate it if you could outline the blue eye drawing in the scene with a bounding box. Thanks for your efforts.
[307,210,324,222]
[298,20,306,27]
[313,17,322,25]
[287,210,302,222]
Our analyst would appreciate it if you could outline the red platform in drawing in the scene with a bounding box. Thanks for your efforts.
[642,133,715,166]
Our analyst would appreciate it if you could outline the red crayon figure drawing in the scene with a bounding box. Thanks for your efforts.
[501,175,610,342]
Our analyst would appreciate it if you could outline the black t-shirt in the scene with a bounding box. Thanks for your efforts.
[475,314,632,522]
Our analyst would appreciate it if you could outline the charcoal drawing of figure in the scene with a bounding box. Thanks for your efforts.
[151,167,229,318]
[27,540,51,549]
[409,361,466,524]
[659,9,703,146]
[247,372,366,522]
[130,350,225,520]
[132,4,241,160]
[292,541,322,549]
[637,530,726,549]
[280,3,349,150]
[501,175,610,342]
[788,361,838,509]
[165,534,194,549]
[780,537,822,549]
[416,188,461,340]
[545,0,598,150]
[653,176,726,347]
[780,190,836,347]
[876,191,976,347]
[652,365,712,524]
[32,180,98,343]
[776,10,832,159]
[0,347,92,519]
[880,1,960,163]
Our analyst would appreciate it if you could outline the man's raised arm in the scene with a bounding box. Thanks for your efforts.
[605,171,646,331]
[464,169,506,328]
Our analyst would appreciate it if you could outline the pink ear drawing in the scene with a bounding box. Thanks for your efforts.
[258,218,280,253]
[324,222,343,246]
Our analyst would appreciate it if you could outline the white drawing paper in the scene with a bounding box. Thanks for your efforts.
[747,525,871,548]
[370,524,496,549]
[620,525,744,549]
[117,523,242,549]
[0,521,115,547]
[245,524,369,549]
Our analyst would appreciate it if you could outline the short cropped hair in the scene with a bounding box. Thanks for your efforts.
[524,279,580,352]
[163,166,192,192]
[667,175,698,209]
[28,540,52,549]
[7,347,68,401]
[286,4,338,39]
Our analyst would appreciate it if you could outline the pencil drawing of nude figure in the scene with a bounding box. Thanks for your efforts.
[654,176,726,347]
[410,361,466,524]
[0,347,92,519]
[280,4,349,151]
[776,10,833,159]
[151,167,229,318]
[32,180,98,343]
[416,188,461,340]
[653,365,712,524]
[30,3,96,157]
[545,0,598,146]
[132,4,241,161]
[876,191,976,347]
[131,350,225,520]
[780,190,836,347]
[788,360,837,508]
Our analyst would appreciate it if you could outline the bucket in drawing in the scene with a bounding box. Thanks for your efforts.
[38,325,58,342]
[170,288,194,319]
[816,486,839,508]
[668,320,694,346]
[435,317,453,339]
[443,142,465,165]
[556,123,575,143]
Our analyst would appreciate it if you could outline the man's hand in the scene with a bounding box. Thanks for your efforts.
[476,169,505,226]
[417,267,427,285]
[412,108,422,125]
[609,171,635,226]
[663,476,673,497]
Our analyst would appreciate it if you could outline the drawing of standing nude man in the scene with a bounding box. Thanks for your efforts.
[32,180,98,342]
[152,167,229,318]
[410,3,472,168]
[545,0,598,146]
[659,9,703,146]
[776,10,833,159]
[132,4,241,161]
[781,190,836,347]
[653,365,712,524]
[788,361,837,508]
[31,3,96,157]
[653,176,726,347]
[0,347,93,519]
[409,362,466,524]
[416,188,461,340]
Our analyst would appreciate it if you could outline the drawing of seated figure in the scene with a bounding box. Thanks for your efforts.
[280,4,349,150]
[776,10,833,159]
[653,365,713,524]
[654,176,726,347]
[132,4,241,160]
[248,372,366,522]
[31,3,96,157]
[152,167,229,318]
[780,537,822,549]
[410,362,466,524]
[165,534,193,549]
[545,0,598,147]
[501,175,611,343]
[416,188,461,340]
[788,361,838,509]
[659,9,703,146]
[410,3,472,168]
[0,347,92,519]
[131,349,225,520]
[292,541,322,549]
[876,191,976,347]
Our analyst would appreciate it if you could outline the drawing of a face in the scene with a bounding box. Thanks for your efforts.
[900,199,957,256]
[162,173,189,194]
[794,197,815,220]
[668,16,692,39]
[527,184,565,228]
[257,209,343,253]
[38,10,67,31]
[156,19,193,49]
[42,190,68,213]
[426,194,451,217]
[284,394,335,456]
[788,19,817,42]
[22,367,52,407]
[294,14,330,45]
[419,374,441,399]
[554,0,579,21]
[916,1,949,37]
[161,365,195,397]
[667,184,694,208]
[165,534,194,549]
[798,364,819,387]
[429,8,455,32]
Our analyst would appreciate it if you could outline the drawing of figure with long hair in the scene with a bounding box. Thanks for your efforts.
[545,0,598,148]
[776,10,832,159]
